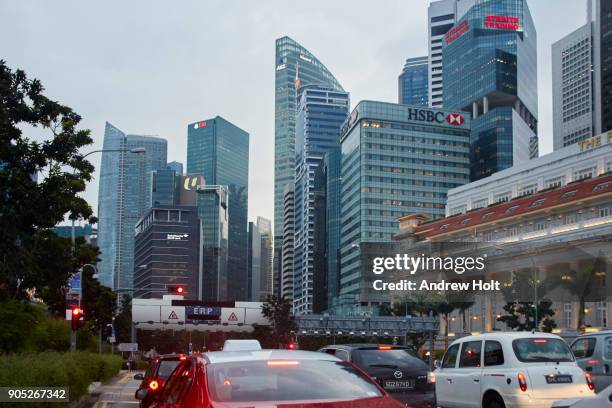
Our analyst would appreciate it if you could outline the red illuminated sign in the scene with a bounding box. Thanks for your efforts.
[484,15,520,31]
[445,20,470,45]
[194,121,208,129]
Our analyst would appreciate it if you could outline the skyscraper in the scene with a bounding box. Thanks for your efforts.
[257,216,273,299]
[187,117,249,301]
[293,86,349,315]
[552,11,595,150]
[274,36,344,298]
[281,183,295,302]
[443,0,538,181]
[399,56,429,106]
[247,221,261,301]
[167,161,184,175]
[338,102,471,314]
[427,0,476,108]
[97,122,167,290]
[595,0,612,133]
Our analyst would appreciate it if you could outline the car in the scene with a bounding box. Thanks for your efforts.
[148,349,406,407]
[552,382,606,407]
[317,344,435,407]
[570,330,612,392]
[222,339,262,351]
[434,332,594,408]
[134,354,187,408]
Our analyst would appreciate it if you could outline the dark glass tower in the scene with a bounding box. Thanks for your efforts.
[398,56,429,106]
[599,0,612,132]
[187,117,249,301]
[97,122,167,290]
[443,0,538,181]
[274,37,344,298]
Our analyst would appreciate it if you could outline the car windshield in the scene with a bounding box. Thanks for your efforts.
[207,360,383,402]
[352,348,425,368]
[157,360,181,379]
[512,338,574,363]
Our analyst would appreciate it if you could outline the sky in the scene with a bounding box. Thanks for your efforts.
[1,0,590,229]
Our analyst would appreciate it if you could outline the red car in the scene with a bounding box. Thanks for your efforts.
[135,354,187,407]
[149,349,406,407]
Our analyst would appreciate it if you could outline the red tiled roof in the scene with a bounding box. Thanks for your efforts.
[415,173,612,239]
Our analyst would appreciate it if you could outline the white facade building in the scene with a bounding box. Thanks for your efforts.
[446,131,612,217]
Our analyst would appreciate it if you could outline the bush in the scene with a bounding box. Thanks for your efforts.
[0,351,122,406]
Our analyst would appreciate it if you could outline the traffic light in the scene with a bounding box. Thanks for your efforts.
[168,285,186,295]
[287,342,296,350]
[71,307,83,330]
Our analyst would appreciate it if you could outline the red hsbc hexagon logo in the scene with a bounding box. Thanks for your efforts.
[446,113,465,126]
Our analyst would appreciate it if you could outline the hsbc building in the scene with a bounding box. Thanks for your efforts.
[335,100,471,314]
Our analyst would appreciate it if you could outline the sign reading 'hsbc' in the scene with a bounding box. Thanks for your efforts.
[406,108,465,127]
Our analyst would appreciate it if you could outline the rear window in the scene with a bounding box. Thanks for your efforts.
[207,360,383,402]
[571,338,596,359]
[512,338,574,363]
[157,360,181,379]
[352,348,425,368]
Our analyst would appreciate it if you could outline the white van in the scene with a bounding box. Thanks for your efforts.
[434,332,595,408]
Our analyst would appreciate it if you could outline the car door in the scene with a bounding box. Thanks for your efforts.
[454,340,483,408]
[436,343,460,407]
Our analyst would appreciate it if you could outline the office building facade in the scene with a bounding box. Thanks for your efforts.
[274,36,345,298]
[596,0,612,133]
[97,122,167,290]
[247,222,261,301]
[338,102,471,314]
[293,86,349,315]
[398,56,429,106]
[187,116,249,301]
[281,183,295,301]
[443,0,539,181]
[552,21,596,150]
[167,161,183,175]
[257,216,273,299]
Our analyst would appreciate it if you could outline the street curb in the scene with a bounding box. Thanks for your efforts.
[67,370,136,408]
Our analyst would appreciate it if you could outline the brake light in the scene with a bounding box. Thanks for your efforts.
[149,380,159,391]
[533,339,548,343]
[378,346,393,350]
[585,373,595,391]
[428,371,436,384]
[517,373,527,392]
[179,355,187,361]
[267,360,300,366]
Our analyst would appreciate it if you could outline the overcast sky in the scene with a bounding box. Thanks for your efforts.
[2,0,590,229]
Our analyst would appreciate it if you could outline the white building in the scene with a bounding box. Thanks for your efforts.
[446,131,612,217]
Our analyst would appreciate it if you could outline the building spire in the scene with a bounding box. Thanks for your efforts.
[294,61,302,90]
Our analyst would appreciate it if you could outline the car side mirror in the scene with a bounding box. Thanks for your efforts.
[134,373,144,380]
[135,388,148,400]
[434,360,440,369]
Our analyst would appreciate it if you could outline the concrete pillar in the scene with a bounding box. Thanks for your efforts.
[483,96,489,114]
[473,101,478,119]
[484,294,493,332]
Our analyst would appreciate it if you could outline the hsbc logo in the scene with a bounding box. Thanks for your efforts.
[446,113,465,126]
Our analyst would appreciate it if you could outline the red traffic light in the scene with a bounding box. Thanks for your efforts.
[168,285,186,294]
[176,286,184,294]
[72,307,81,317]
[288,343,296,350]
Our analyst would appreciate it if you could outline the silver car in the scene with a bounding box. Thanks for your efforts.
[570,331,612,392]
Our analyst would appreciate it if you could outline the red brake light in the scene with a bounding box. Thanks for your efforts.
[267,360,300,366]
[179,355,187,361]
[149,380,159,391]
[585,373,595,391]
[517,373,527,392]
[378,346,393,350]
[533,339,548,343]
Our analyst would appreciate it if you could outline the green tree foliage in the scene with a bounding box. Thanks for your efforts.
[0,60,95,301]
[114,294,133,343]
[261,295,297,346]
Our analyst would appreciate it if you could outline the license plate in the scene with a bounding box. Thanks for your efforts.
[546,375,573,384]
[384,380,414,390]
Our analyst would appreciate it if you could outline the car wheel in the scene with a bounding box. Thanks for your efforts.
[484,395,505,408]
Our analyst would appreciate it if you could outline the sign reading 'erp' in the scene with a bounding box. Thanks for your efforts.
[186,306,222,321]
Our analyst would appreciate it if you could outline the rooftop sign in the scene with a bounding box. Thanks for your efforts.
[484,15,520,31]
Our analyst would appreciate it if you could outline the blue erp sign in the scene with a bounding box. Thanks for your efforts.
[185,306,222,323]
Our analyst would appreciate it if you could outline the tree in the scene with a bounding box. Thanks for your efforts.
[261,295,297,346]
[0,60,95,301]
[80,250,117,333]
[114,294,133,343]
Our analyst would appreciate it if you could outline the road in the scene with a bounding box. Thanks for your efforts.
[91,370,142,408]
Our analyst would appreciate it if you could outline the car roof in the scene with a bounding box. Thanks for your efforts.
[202,349,340,365]
[449,331,563,345]
[327,344,407,350]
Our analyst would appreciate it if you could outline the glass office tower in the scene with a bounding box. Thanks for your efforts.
[598,0,612,132]
[151,168,180,206]
[97,122,167,290]
[187,117,249,301]
[443,0,538,181]
[274,36,344,297]
[398,56,429,106]
[293,85,349,315]
[338,102,471,314]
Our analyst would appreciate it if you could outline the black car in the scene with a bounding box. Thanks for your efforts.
[318,344,435,408]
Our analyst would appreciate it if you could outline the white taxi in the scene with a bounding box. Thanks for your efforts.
[434,332,595,408]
